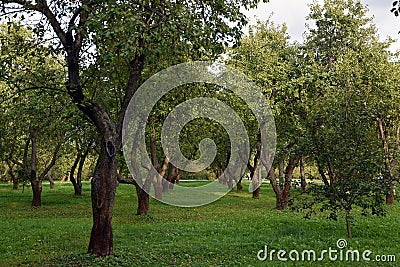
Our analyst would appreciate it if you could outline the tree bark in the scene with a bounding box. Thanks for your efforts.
[29,130,41,207]
[149,131,170,200]
[136,172,152,215]
[252,166,262,199]
[236,177,243,193]
[227,176,233,190]
[386,184,396,205]
[252,187,260,199]
[268,167,285,210]
[31,178,42,207]
[268,157,300,210]
[47,172,55,189]
[164,164,176,192]
[43,159,55,189]
[7,162,18,190]
[300,156,306,193]
[70,154,81,196]
[88,142,117,256]
[12,178,19,190]
[248,141,262,199]
[169,165,179,189]
[345,210,352,239]
[136,187,150,215]
[376,117,397,205]
[76,147,89,196]
[153,157,169,201]
[278,156,285,186]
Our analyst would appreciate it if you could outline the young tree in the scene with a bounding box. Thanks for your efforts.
[294,0,394,238]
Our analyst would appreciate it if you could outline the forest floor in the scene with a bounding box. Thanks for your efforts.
[0,180,399,266]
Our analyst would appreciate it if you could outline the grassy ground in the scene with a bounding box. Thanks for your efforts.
[0,181,399,266]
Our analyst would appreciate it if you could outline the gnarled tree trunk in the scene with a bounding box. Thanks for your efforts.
[88,141,117,256]
[268,157,300,210]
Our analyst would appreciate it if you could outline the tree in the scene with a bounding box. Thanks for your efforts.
[0,22,67,206]
[0,0,269,256]
[294,0,394,238]
[230,20,304,207]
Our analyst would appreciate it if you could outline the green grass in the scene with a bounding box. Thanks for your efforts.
[0,181,399,266]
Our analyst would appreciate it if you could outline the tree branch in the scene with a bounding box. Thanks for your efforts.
[35,0,67,48]
[38,137,63,181]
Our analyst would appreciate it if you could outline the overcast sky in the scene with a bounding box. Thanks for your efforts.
[243,0,400,52]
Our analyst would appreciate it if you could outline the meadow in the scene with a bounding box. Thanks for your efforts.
[0,181,399,266]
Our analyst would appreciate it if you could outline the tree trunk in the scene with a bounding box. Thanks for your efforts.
[70,154,81,196]
[164,164,176,192]
[276,182,290,210]
[149,131,169,201]
[76,148,89,196]
[31,178,42,207]
[7,162,18,190]
[42,158,55,189]
[386,184,396,205]
[237,177,243,193]
[163,175,170,193]
[30,131,41,207]
[135,174,152,215]
[268,158,300,210]
[227,176,233,190]
[277,159,298,209]
[222,174,227,185]
[300,157,306,193]
[153,181,163,200]
[13,179,19,190]
[60,174,69,183]
[47,171,55,189]
[153,157,169,201]
[278,156,285,186]
[345,210,352,239]
[88,144,117,256]
[252,187,260,199]
[136,187,150,215]
[252,167,262,199]
[276,198,285,210]
[168,164,179,190]
[386,194,394,205]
